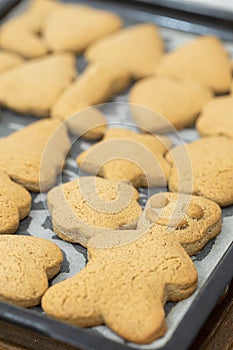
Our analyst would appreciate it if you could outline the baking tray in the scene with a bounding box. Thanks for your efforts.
[0,1,233,350]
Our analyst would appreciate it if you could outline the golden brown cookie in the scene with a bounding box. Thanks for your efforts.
[0,0,59,58]
[85,23,164,79]
[0,235,62,307]
[155,36,231,93]
[0,53,76,117]
[42,221,197,343]
[0,172,31,234]
[196,95,233,139]
[44,3,122,53]
[0,119,70,192]
[48,176,142,246]
[137,192,222,255]
[77,128,172,187]
[0,51,24,74]
[166,136,233,206]
[51,62,130,136]
[129,77,212,131]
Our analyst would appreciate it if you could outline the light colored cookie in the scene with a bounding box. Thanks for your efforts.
[48,176,142,246]
[129,77,212,131]
[137,192,222,255]
[0,172,31,234]
[51,62,130,136]
[42,219,197,343]
[44,3,122,53]
[85,23,164,79]
[42,192,221,343]
[0,53,76,117]
[77,128,172,187]
[0,51,24,74]
[0,0,59,58]
[0,235,62,307]
[166,136,233,206]
[196,95,233,139]
[155,36,231,93]
[0,119,70,192]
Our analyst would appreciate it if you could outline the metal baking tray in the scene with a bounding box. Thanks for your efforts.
[0,1,232,349]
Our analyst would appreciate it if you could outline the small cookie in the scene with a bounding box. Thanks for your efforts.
[85,23,164,79]
[0,53,76,117]
[196,95,233,139]
[129,77,212,131]
[0,235,62,307]
[0,119,70,192]
[0,51,24,74]
[137,192,222,255]
[48,176,142,245]
[0,0,59,58]
[166,136,233,206]
[42,222,197,343]
[0,172,31,234]
[44,4,122,53]
[77,128,172,187]
[51,62,130,136]
[155,36,231,93]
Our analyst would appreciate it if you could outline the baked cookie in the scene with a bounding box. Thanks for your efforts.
[0,0,59,58]
[166,136,233,206]
[196,95,233,139]
[0,172,31,234]
[0,53,76,117]
[0,51,24,74]
[0,120,70,192]
[155,36,231,93]
[51,62,130,136]
[137,192,222,255]
[42,191,222,343]
[44,3,122,53]
[0,235,62,307]
[77,128,172,187]
[85,23,164,79]
[129,77,212,131]
[48,176,142,245]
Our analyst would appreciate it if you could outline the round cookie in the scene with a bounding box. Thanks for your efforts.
[129,77,212,131]
[196,95,233,139]
[166,136,233,206]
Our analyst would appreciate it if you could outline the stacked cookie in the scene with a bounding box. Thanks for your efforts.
[0,0,232,345]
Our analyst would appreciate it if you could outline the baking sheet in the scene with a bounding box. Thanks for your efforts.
[0,1,233,349]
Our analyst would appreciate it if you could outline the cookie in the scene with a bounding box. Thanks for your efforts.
[0,51,24,74]
[155,36,231,93]
[129,77,212,131]
[0,119,70,192]
[48,176,142,245]
[51,62,130,136]
[44,3,122,53]
[0,53,76,117]
[0,235,62,307]
[137,192,222,255]
[0,172,31,234]
[77,128,172,187]
[166,136,233,206]
[42,219,197,343]
[85,23,164,79]
[0,0,59,58]
[196,96,233,139]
